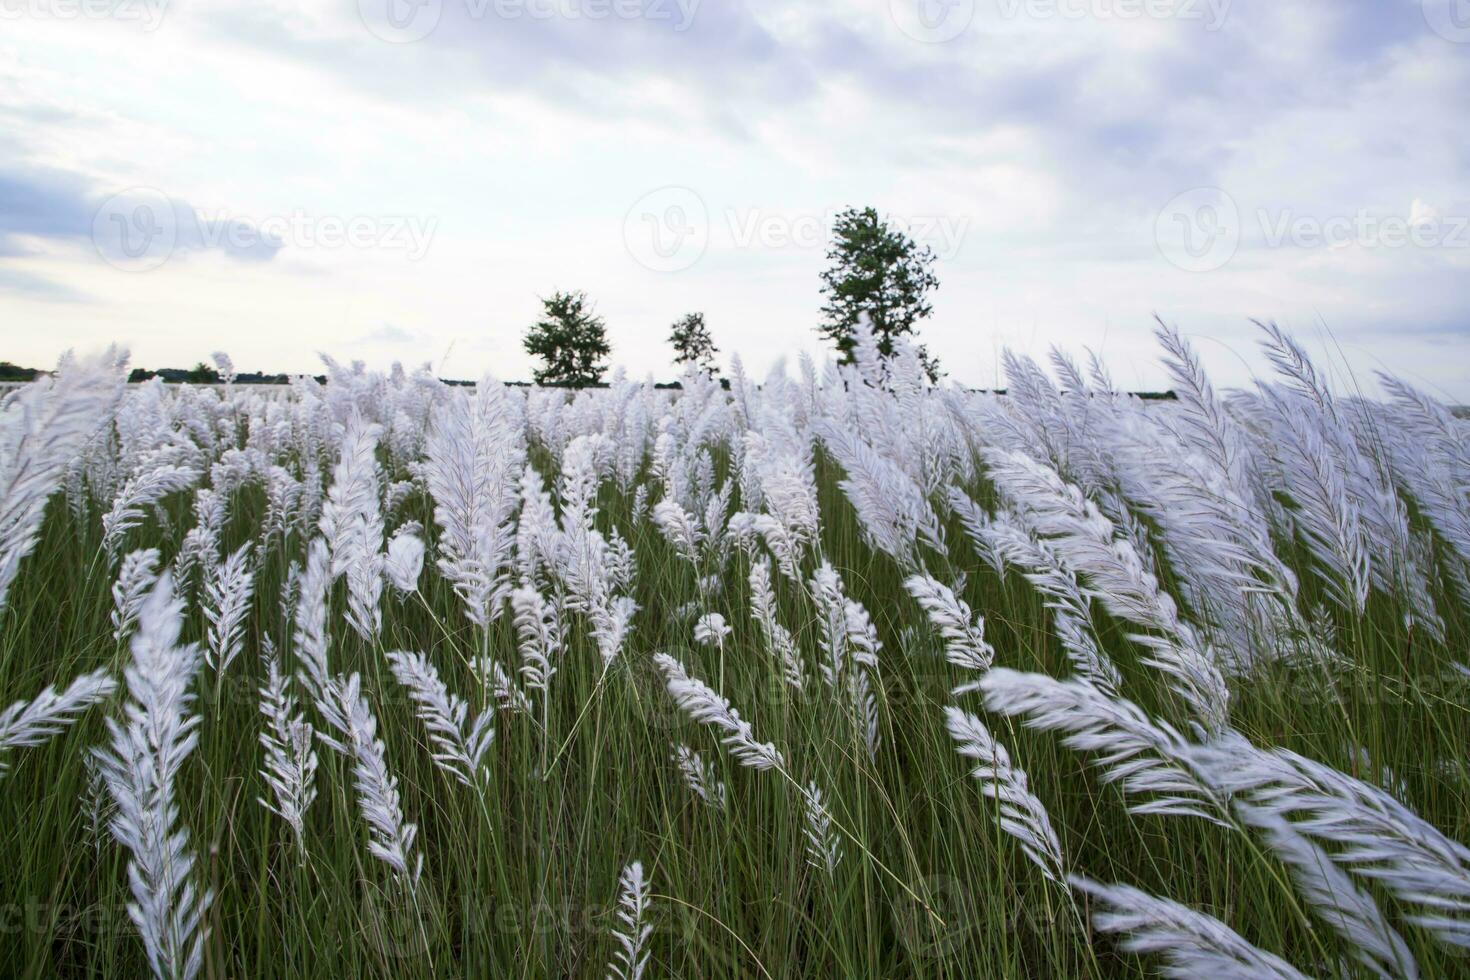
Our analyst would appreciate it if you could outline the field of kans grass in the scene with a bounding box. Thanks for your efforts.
[0,321,1467,978]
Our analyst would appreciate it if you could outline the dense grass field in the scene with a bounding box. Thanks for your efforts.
[1,324,1467,978]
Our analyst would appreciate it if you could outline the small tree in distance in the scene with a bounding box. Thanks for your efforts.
[185,362,221,384]
[523,290,611,387]
[818,206,942,380]
[668,312,719,375]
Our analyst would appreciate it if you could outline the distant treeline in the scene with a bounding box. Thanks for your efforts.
[128,366,321,385]
[0,359,1180,398]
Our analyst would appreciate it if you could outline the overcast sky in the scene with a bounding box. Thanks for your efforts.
[1,0,1467,396]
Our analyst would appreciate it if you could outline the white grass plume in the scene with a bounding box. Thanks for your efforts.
[1069,875,1310,980]
[383,528,425,594]
[1200,738,1470,949]
[257,654,319,854]
[386,650,495,788]
[982,449,1230,733]
[0,668,115,777]
[671,744,727,811]
[511,585,560,696]
[81,753,114,856]
[515,463,560,586]
[607,860,652,980]
[102,462,200,558]
[981,669,1226,824]
[904,574,994,682]
[812,562,849,688]
[91,573,213,980]
[748,557,805,690]
[424,378,524,628]
[801,780,843,875]
[0,348,124,611]
[944,707,1065,883]
[693,612,731,649]
[292,539,332,708]
[812,418,946,568]
[112,547,161,643]
[202,542,253,676]
[319,413,384,640]
[1239,805,1418,980]
[653,653,785,772]
[952,496,1122,696]
[482,657,533,717]
[323,672,422,884]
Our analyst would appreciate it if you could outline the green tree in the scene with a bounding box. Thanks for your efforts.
[818,206,941,380]
[668,312,719,375]
[523,290,611,387]
[0,361,39,382]
[185,362,221,384]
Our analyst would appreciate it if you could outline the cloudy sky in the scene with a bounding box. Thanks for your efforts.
[1,0,1467,396]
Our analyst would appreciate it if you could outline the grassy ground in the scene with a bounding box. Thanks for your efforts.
[1,449,1467,978]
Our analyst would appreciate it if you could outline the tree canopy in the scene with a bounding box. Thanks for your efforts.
[668,312,719,374]
[523,290,611,387]
[818,206,941,380]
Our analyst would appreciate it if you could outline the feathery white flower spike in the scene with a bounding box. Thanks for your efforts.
[511,586,560,697]
[944,707,1065,884]
[383,529,425,594]
[653,653,785,772]
[483,658,533,717]
[257,655,319,855]
[324,673,422,885]
[748,557,805,690]
[386,650,495,788]
[607,861,652,980]
[1239,806,1417,980]
[801,781,843,876]
[202,542,254,676]
[962,509,1122,697]
[102,463,200,559]
[904,574,994,685]
[1198,738,1470,950]
[671,744,727,812]
[319,412,385,640]
[292,539,333,710]
[0,668,116,777]
[424,378,524,628]
[1,348,124,611]
[112,548,161,643]
[81,753,114,856]
[981,449,1230,733]
[92,573,213,980]
[1069,876,1311,980]
[693,612,731,649]
[980,669,1226,825]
